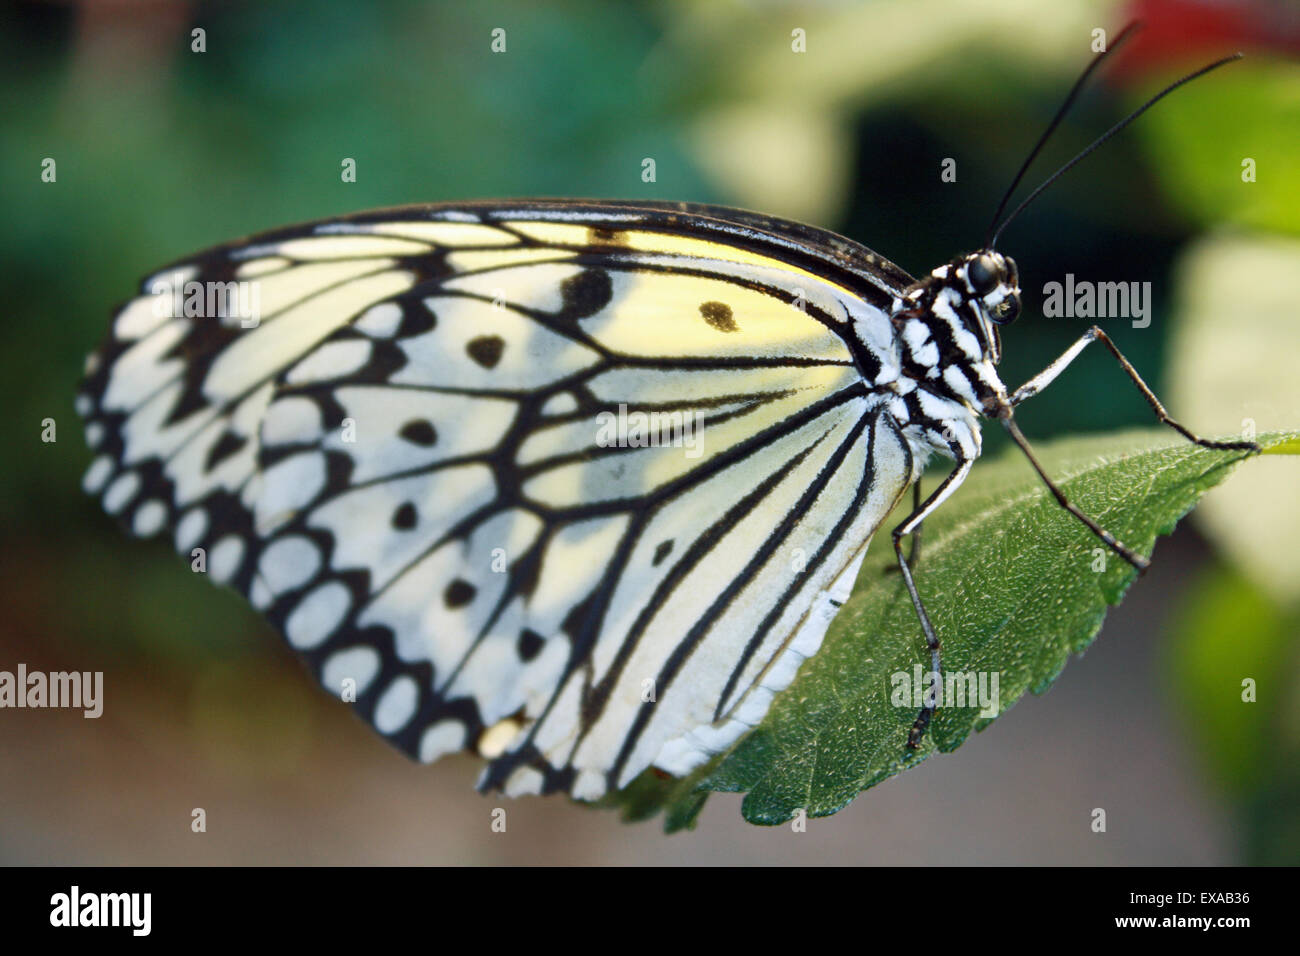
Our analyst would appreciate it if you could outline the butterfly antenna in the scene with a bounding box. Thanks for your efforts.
[983,21,1142,250]
[989,51,1243,248]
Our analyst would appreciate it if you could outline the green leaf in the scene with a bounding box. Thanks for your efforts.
[605,428,1299,829]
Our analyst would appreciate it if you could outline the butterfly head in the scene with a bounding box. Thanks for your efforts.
[940,249,1019,367]
[892,249,1019,419]
[961,251,1021,328]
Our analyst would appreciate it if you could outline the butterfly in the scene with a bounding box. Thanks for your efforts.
[77,29,1252,801]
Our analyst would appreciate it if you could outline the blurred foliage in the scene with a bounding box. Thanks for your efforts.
[1169,234,1300,605]
[0,0,1296,845]
[1140,62,1300,235]
[1167,563,1300,864]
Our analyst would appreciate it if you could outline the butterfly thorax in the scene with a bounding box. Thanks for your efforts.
[874,250,1020,467]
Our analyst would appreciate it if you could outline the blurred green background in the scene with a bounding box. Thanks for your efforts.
[1,0,1297,863]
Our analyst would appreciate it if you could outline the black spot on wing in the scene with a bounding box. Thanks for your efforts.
[444,578,477,608]
[652,539,673,567]
[559,268,613,319]
[391,502,417,530]
[466,335,504,369]
[398,419,437,446]
[699,300,737,332]
[587,227,626,247]
[517,628,544,662]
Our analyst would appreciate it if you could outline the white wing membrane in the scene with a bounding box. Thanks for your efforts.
[79,202,912,799]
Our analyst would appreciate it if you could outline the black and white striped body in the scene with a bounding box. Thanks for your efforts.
[875,251,1021,473]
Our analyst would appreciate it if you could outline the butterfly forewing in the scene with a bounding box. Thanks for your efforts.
[78,202,917,799]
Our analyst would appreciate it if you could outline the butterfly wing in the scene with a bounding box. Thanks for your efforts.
[79,201,917,799]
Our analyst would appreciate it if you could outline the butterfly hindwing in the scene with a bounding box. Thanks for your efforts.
[79,202,916,799]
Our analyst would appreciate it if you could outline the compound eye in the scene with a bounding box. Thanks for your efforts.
[967,254,1000,296]
[990,292,1020,325]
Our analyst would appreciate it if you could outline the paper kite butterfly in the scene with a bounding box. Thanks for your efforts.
[77,31,1253,801]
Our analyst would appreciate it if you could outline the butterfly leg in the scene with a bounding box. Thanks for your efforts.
[892,458,974,749]
[1008,325,1259,453]
[884,480,923,574]
[999,414,1149,570]
[1003,325,1259,573]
